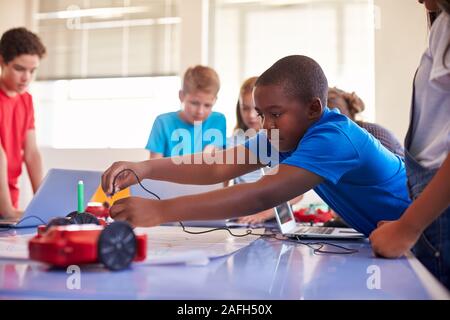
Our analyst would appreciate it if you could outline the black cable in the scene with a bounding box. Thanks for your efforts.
[112,168,358,254]
[178,221,275,238]
[112,168,276,238]
[0,215,47,233]
[278,235,359,255]
[112,168,161,200]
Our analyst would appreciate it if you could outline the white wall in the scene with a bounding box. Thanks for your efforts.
[374,0,428,141]
[0,0,35,35]
[39,148,148,172]
[179,0,209,72]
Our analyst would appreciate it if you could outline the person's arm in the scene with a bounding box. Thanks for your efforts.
[102,144,262,195]
[0,144,16,218]
[290,194,304,206]
[236,208,275,224]
[149,151,163,160]
[109,164,324,227]
[23,130,43,193]
[236,190,304,224]
[370,153,450,258]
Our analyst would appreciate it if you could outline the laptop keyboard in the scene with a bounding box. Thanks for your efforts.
[296,226,334,234]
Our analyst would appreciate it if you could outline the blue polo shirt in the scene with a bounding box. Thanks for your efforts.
[146,111,226,157]
[246,107,411,236]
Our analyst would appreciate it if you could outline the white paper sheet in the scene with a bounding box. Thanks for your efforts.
[135,226,265,265]
[0,234,34,260]
[0,226,264,266]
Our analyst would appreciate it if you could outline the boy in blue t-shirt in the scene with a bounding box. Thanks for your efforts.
[146,65,226,158]
[270,107,409,236]
[102,55,410,236]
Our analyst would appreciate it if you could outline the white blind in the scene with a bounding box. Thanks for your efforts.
[36,0,180,79]
[209,0,375,125]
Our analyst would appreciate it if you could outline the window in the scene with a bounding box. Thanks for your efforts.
[209,0,375,129]
[31,0,376,148]
[33,0,182,148]
[37,0,180,79]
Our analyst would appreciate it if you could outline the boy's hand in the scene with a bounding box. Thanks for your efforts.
[369,220,421,258]
[102,161,144,196]
[237,209,274,224]
[0,209,22,221]
[109,197,163,227]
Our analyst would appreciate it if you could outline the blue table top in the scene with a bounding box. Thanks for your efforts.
[0,227,448,300]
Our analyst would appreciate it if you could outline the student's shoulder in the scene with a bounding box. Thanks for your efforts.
[154,111,180,123]
[22,91,33,99]
[302,110,365,152]
[209,111,226,121]
[150,112,181,132]
[205,111,226,126]
[19,92,34,110]
[430,11,450,43]
[0,90,33,105]
[307,109,352,137]
[358,121,396,138]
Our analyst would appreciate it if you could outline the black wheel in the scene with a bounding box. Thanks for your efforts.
[97,221,137,271]
[46,217,74,230]
[66,211,100,225]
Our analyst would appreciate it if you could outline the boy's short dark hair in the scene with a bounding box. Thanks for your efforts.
[256,55,328,107]
[182,65,220,96]
[0,27,46,64]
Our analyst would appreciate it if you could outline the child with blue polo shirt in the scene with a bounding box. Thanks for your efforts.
[101,55,410,237]
[146,65,226,159]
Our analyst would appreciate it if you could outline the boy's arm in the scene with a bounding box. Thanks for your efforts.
[0,144,16,218]
[370,153,450,258]
[23,130,43,193]
[148,151,163,160]
[236,208,275,224]
[109,164,323,227]
[102,144,263,195]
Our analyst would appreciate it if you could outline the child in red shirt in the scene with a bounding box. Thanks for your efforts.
[0,28,46,219]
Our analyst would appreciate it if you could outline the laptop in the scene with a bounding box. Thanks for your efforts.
[0,168,102,228]
[130,179,229,227]
[274,201,365,239]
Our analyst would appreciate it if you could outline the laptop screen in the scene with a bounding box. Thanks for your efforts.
[275,202,294,224]
[17,169,102,227]
[273,202,298,234]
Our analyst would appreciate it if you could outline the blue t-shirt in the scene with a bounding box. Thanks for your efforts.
[246,107,411,236]
[227,132,264,184]
[146,111,226,157]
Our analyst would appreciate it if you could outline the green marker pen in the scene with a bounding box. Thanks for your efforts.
[77,180,84,213]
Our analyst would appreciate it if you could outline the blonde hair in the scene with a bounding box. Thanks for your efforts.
[182,65,220,96]
[235,77,258,132]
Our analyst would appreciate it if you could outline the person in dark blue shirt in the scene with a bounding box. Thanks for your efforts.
[101,55,410,237]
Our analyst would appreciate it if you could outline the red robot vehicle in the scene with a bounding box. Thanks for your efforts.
[30,217,147,271]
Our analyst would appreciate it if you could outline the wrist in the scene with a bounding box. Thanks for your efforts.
[136,160,150,180]
[397,215,424,239]
[144,199,165,226]
[164,198,186,224]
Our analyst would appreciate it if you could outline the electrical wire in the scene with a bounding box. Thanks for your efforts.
[0,215,47,233]
[112,168,359,255]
